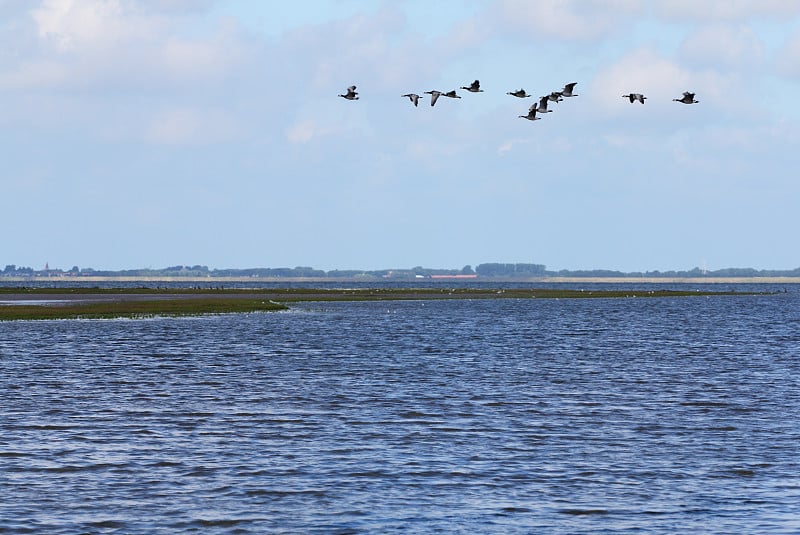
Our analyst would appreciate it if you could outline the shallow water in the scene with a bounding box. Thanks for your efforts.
[2,290,799,533]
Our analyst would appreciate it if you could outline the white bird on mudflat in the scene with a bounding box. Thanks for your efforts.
[559,82,578,97]
[402,93,420,107]
[622,93,647,104]
[518,103,541,121]
[338,85,358,100]
[460,80,483,93]
[507,88,531,98]
[673,91,699,104]
[424,90,443,106]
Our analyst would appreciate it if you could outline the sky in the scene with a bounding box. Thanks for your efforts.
[2,0,800,272]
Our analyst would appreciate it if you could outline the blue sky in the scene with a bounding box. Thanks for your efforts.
[2,0,800,272]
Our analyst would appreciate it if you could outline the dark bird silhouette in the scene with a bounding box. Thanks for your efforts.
[622,93,647,104]
[424,90,443,106]
[547,91,564,102]
[442,90,461,99]
[402,93,420,107]
[460,80,483,93]
[537,96,553,113]
[507,88,531,98]
[338,85,358,100]
[559,82,578,97]
[673,91,699,104]
[518,103,541,121]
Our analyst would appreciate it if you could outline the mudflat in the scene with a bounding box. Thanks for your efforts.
[0,287,773,321]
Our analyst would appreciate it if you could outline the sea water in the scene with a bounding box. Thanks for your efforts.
[1,287,799,533]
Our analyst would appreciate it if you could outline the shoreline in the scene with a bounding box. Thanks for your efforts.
[0,287,776,321]
[1,276,799,284]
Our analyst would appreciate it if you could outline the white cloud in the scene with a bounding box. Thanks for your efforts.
[438,15,492,55]
[0,0,253,144]
[776,29,800,79]
[280,7,442,95]
[0,0,34,18]
[32,0,163,53]
[283,99,377,146]
[602,133,647,150]
[160,25,242,82]
[492,0,645,41]
[137,0,217,14]
[145,107,238,145]
[10,0,243,91]
[678,24,765,68]
[591,46,744,114]
[590,47,691,110]
[498,134,573,156]
[286,119,323,144]
[497,137,532,156]
[0,59,66,90]
[653,0,800,22]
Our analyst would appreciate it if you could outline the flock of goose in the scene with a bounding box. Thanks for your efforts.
[338,81,700,122]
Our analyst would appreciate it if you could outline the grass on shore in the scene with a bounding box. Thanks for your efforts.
[0,297,287,321]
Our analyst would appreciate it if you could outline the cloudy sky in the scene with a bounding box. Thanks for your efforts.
[2,0,799,272]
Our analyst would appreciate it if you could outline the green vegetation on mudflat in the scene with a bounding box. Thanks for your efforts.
[0,287,772,321]
[0,297,287,321]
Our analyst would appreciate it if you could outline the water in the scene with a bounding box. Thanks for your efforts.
[2,289,799,533]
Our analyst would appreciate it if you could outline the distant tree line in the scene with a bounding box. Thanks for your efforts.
[475,263,547,277]
[3,263,800,279]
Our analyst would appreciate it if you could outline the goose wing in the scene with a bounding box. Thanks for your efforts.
[402,93,419,106]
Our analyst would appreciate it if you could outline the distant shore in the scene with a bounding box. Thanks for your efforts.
[1,276,799,284]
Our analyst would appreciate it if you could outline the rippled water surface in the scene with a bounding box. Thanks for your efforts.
[2,289,800,533]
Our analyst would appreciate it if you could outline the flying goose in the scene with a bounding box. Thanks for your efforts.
[507,88,531,98]
[673,91,698,104]
[547,91,564,102]
[424,90,443,106]
[622,93,647,104]
[338,85,358,100]
[442,90,461,99]
[518,103,541,121]
[402,93,420,107]
[560,82,578,97]
[460,80,483,93]
[537,96,552,113]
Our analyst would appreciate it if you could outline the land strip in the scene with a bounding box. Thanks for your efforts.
[0,287,773,321]
[2,276,800,283]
